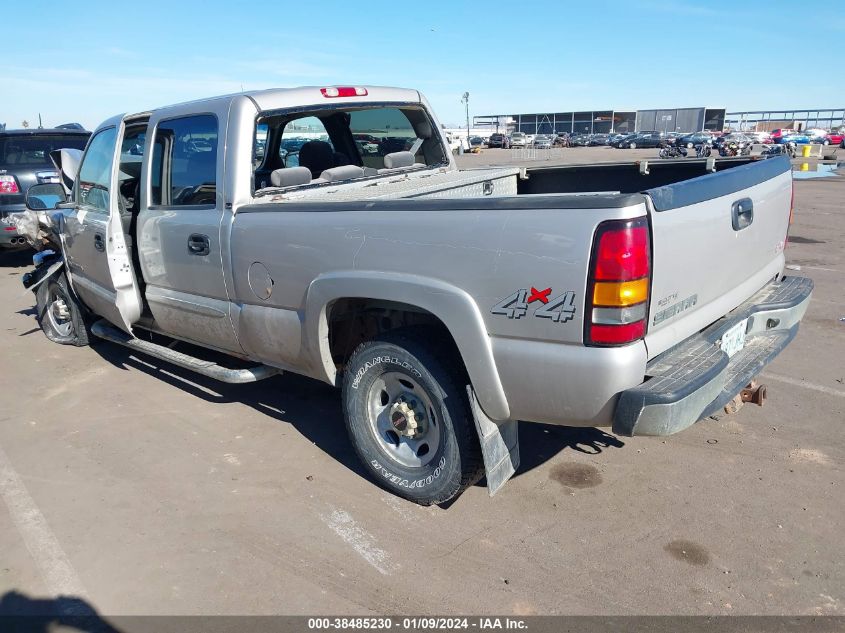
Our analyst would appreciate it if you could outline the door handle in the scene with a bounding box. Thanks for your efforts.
[187,233,210,256]
[94,232,105,252]
[731,198,753,231]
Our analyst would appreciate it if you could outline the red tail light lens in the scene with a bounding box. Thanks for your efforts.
[321,86,368,98]
[0,175,20,194]
[589,321,645,345]
[593,221,650,280]
[585,217,651,346]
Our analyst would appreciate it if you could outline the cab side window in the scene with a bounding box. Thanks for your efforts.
[151,115,218,207]
[76,127,118,213]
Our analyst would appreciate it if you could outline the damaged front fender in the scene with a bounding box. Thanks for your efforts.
[21,250,64,293]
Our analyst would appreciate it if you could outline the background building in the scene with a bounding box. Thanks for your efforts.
[724,108,845,132]
[636,107,725,133]
[474,106,725,135]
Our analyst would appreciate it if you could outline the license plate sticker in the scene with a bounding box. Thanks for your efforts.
[720,318,749,358]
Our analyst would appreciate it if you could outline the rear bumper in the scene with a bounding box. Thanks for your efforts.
[613,276,813,436]
[1,206,26,248]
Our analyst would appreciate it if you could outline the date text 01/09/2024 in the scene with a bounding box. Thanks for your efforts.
[307,616,528,629]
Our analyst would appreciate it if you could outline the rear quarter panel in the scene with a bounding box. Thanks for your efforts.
[229,197,649,421]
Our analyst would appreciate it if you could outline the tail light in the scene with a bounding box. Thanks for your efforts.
[585,217,651,346]
[0,175,20,194]
[321,86,368,98]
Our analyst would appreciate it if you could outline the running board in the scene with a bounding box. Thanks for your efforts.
[90,320,280,384]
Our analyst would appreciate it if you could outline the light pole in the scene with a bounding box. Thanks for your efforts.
[461,92,470,146]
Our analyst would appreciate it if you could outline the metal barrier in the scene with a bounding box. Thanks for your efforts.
[508,147,561,162]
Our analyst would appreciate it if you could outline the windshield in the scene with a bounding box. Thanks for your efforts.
[0,133,89,167]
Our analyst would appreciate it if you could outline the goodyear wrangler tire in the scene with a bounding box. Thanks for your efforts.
[342,330,484,505]
[35,272,90,347]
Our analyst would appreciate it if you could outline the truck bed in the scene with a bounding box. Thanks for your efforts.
[255,166,520,202]
[252,157,767,206]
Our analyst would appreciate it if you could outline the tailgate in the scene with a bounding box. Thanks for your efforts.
[644,157,792,358]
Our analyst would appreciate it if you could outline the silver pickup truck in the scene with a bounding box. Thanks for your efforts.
[19,85,812,505]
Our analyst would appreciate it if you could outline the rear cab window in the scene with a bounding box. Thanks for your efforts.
[253,104,447,190]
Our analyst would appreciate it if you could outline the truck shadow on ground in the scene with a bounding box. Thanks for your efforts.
[88,339,625,491]
[0,590,121,632]
[0,249,33,269]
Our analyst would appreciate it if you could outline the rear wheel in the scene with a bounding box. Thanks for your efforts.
[36,272,90,346]
[342,330,484,505]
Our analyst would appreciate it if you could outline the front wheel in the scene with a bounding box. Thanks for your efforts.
[342,330,484,505]
[35,272,90,346]
[629,142,637,149]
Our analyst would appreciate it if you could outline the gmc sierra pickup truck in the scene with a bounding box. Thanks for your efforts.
[18,85,812,505]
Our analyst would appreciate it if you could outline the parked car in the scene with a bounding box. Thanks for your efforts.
[676,132,715,148]
[743,131,773,144]
[617,132,665,149]
[713,133,753,149]
[510,132,528,148]
[553,133,570,147]
[806,128,828,142]
[17,84,812,506]
[0,128,90,251]
[819,132,844,146]
[611,132,637,149]
[588,134,611,146]
[769,128,796,143]
[487,133,510,149]
[778,132,812,144]
[569,134,591,146]
[469,136,484,147]
[532,134,553,149]
[663,132,689,146]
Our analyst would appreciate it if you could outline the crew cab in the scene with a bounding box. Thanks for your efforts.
[18,85,812,505]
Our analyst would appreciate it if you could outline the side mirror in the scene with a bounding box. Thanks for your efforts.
[25,183,67,211]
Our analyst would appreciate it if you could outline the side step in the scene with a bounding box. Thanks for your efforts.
[90,320,280,384]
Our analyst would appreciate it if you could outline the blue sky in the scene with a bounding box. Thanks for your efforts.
[4,0,844,130]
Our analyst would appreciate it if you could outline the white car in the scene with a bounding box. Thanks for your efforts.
[510,132,527,148]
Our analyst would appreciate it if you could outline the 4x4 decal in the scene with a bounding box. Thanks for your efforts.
[491,287,577,323]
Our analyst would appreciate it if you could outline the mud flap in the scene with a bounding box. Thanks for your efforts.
[467,386,520,496]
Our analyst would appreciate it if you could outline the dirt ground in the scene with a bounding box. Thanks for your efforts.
[0,158,842,618]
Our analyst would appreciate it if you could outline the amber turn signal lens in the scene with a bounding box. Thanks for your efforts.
[592,278,649,307]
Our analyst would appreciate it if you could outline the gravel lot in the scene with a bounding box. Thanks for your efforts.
[0,155,842,618]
